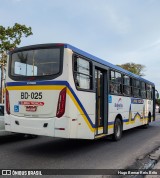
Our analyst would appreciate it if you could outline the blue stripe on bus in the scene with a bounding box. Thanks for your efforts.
[6,80,69,86]
[108,122,114,125]
[6,80,149,129]
[6,80,96,129]
[123,119,129,122]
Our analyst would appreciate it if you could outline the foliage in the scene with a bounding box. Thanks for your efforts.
[0,23,32,103]
[0,23,33,63]
[156,99,160,106]
[117,62,146,76]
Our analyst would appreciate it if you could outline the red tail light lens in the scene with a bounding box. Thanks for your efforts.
[6,89,10,115]
[56,87,67,118]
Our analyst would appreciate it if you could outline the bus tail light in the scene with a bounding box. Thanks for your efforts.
[6,89,10,115]
[56,87,67,118]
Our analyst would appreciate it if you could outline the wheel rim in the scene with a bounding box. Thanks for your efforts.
[115,122,121,138]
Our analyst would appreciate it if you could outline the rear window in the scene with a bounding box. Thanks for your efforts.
[10,48,62,79]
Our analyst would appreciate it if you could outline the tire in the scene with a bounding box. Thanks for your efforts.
[143,114,150,129]
[143,120,149,128]
[112,118,122,141]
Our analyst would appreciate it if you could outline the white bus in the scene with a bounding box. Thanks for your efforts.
[5,43,157,140]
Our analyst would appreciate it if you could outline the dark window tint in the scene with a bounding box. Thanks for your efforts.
[11,48,61,77]
[141,82,146,99]
[124,75,130,86]
[123,75,131,96]
[132,79,140,98]
[109,70,122,95]
[146,84,152,99]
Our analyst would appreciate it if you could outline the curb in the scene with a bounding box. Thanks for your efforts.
[132,147,160,178]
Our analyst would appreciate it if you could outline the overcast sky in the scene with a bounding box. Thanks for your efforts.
[1,0,160,92]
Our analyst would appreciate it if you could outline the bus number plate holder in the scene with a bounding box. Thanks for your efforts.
[26,106,37,112]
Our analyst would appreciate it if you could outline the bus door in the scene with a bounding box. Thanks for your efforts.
[95,68,108,136]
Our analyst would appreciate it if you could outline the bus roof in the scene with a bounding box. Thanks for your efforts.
[64,44,154,86]
[12,43,154,86]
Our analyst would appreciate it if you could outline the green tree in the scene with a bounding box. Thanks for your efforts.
[117,62,146,76]
[0,23,33,63]
[0,23,33,102]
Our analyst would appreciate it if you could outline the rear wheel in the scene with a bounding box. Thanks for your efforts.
[143,119,149,129]
[143,114,150,129]
[112,118,122,141]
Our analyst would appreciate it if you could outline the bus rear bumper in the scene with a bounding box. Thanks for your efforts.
[5,115,70,138]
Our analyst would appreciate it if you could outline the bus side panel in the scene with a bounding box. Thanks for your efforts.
[108,95,132,133]
[146,100,153,122]
[130,101,144,128]
[65,48,95,139]
[63,48,78,138]
[151,100,154,121]
[108,95,153,133]
[67,90,79,139]
[73,87,95,138]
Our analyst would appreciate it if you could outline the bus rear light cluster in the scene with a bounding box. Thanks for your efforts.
[6,89,10,115]
[56,87,67,118]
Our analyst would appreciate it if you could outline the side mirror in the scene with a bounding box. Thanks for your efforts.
[155,90,159,99]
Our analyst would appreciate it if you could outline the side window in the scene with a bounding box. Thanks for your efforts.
[132,79,140,98]
[74,57,92,90]
[111,71,115,81]
[109,70,122,95]
[123,75,131,96]
[146,84,152,100]
[141,82,146,99]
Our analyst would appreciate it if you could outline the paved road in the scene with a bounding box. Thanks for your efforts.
[0,114,160,175]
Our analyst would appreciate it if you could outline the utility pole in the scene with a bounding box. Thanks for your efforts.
[0,52,6,103]
[0,62,5,103]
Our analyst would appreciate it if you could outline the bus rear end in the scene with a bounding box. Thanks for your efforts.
[5,44,73,138]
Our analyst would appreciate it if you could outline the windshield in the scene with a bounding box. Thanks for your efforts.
[10,48,61,78]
